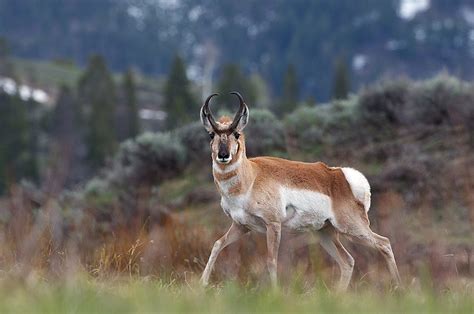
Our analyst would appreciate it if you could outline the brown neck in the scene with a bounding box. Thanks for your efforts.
[212,143,256,196]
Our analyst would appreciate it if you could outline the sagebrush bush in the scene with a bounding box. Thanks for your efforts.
[284,105,325,152]
[245,109,287,156]
[175,122,210,163]
[409,75,474,127]
[113,132,186,186]
[358,80,410,131]
[83,177,118,207]
[284,98,359,154]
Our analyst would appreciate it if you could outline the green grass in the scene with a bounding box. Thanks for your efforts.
[0,278,472,313]
[12,57,164,91]
[13,58,82,87]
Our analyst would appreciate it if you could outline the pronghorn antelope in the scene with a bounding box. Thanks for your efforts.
[199,92,401,290]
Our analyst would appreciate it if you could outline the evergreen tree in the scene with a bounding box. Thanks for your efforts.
[0,37,16,79]
[0,93,37,193]
[332,57,351,100]
[163,55,196,129]
[117,69,139,140]
[78,55,117,169]
[49,86,86,187]
[278,64,300,115]
[51,86,77,140]
[217,64,256,108]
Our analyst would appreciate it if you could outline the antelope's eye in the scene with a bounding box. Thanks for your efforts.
[209,132,215,139]
[233,132,240,139]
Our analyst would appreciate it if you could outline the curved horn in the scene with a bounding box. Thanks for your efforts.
[229,91,246,130]
[202,93,219,130]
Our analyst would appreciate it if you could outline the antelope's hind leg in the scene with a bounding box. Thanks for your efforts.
[319,227,355,292]
[200,222,249,286]
[341,223,402,287]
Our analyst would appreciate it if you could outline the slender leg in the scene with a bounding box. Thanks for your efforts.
[320,230,355,292]
[266,222,281,288]
[200,222,248,286]
[346,228,401,287]
[371,232,402,286]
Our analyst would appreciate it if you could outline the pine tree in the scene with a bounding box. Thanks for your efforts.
[217,64,256,108]
[0,93,37,193]
[49,86,86,187]
[163,55,196,129]
[51,86,77,140]
[332,57,351,100]
[279,64,300,115]
[117,69,139,140]
[78,55,117,169]
[0,37,16,79]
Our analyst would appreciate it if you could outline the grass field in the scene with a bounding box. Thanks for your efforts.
[0,277,472,313]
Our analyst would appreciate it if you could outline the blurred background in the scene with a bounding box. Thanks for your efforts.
[0,0,472,291]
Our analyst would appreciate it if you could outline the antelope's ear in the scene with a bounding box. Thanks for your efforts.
[234,104,249,132]
[200,105,214,132]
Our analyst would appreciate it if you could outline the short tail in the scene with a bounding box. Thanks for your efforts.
[341,167,371,212]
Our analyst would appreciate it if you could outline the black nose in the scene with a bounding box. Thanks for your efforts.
[218,151,230,159]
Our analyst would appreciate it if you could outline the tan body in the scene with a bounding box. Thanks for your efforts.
[199,93,401,290]
[214,156,367,232]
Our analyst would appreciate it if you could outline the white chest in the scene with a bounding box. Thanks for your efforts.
[220,194,266,233]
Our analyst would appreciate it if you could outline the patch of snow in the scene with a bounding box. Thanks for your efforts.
[353,10,380,27]
[32,90,49,103]
[0,76,50,103]
[352,54,368,71]
[0,77,17,95]
[155,0,180,10]
[468,29,474,57]
[186,64,200,81]
[139,109,167,120]
[462,6,474,26]
[385,39,405,51]
[469,29,474,42]
[414,27,427,41]
[399,0,430,20]
[188,5,203,22]
[248,25,259,38]
[19,85,32,100]
[127,5,145,20]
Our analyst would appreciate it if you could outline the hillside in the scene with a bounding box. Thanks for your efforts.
[1,0,474,100]
[1,75,471,291]
[5,58,167,130]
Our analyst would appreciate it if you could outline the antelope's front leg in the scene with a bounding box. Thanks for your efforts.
[200,222,248,286]
[266,221,281,288]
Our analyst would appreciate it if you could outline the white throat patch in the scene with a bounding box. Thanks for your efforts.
[213,155,242,174]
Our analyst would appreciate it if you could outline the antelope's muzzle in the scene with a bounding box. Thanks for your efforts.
[217,140,231,164]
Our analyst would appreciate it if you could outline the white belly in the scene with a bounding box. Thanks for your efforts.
[280,187,334,231]
[219,187,334,233]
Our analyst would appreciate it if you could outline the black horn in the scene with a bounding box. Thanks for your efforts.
[229,91,246,130]
[202,93,219,130]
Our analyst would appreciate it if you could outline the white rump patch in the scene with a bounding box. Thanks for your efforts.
[341,167,371,212]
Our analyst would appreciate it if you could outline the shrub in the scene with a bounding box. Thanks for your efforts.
[284,98,359,154]
[409,75,474,127]
[284,105,325,153]
[175,122,210,163]
[244,109,287,157]
[358,80,410,131]
[112,132,187,186]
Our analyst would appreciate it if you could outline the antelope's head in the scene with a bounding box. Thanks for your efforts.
[200,92,249,165]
